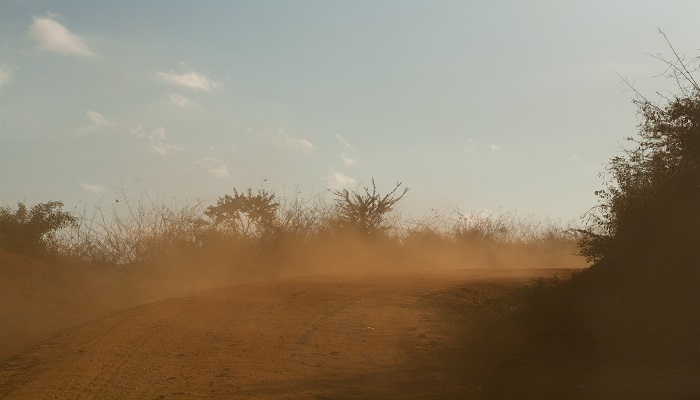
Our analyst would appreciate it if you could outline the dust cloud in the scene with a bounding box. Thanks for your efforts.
[0,231,584,364]
[0,246,578,398]
[0,191,587,397]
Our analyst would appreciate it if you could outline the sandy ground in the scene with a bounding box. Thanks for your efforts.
[0,268,566,399]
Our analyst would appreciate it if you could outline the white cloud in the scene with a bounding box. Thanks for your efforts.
[129,125,146,137]
[149,144,167,156]
[148,143,181,156]
[196,154,229,178]
[273,135,315,153]
[148,128,180,155]
[86,110,113,131]
[336,134,353,149]
[150,126,166,141]
[489,144,500,151]
[79,182,106,193]
[209,164,229,178]
[157,65,216,91]
[167,92,196,108]
[28,15,94,57]
[129,125,166,141]
[326,170,356,189]
[0,67,11,87]
[341,153,357,166]
[131,126,179,156]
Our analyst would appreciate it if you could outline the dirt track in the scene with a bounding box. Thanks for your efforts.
[0,269,562,399]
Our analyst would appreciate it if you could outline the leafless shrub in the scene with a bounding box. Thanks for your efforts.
[331,179,409,237]
[60,192,209,265]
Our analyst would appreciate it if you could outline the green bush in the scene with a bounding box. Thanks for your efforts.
[0,201,76,256]
[475,37,700,397]
[580,81,700,272]
[205,188,280,243]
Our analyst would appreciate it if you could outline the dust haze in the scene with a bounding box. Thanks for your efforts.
[0,214,584,359]
[0,189,585,398]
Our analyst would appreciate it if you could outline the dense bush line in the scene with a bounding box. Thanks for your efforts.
[0,181,581,273]
[0,201,76,256]
[469,36,700,398]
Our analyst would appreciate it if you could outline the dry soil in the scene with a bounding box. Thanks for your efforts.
[0,268,567,399]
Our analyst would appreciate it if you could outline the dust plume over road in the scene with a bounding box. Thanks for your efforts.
[0,268,565,399]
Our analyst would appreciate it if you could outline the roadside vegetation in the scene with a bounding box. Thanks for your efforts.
[464,34,700,398]
[1,180,581,277]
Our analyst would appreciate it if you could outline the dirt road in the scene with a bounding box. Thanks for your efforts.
[0,269,562,399]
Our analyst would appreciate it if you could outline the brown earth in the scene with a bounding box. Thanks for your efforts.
[0,251,142,362]
[0,268,571,399]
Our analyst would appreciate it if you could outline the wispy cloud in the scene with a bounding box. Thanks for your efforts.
[196,154,229,178]
[85,110,113,131]
[341,153,357,166]
[0,67,11,87]
[167,92,196,108]
[208,163,229,178]
[273,134,315,153]
[130,125,180,156]
[157,64,217,91]
[28,15,94,57]
[130,125,166,141]
[336,134,353,149]
[489,144,500,151]
[326,170,356,189]
[150,126,166,141]
[463,139,477,154]
[146,127,180,156]
[78,182,106,193]
[149,143,178,156]
[147,144,164,156]
[129,125,146,137]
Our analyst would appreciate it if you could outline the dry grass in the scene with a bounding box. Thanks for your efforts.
[59,192,210,265]
[50,190,585,279]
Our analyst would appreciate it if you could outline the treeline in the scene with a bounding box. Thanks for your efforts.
[0,180,582,274]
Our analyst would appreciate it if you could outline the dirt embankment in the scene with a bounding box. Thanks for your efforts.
[0,268,566,399]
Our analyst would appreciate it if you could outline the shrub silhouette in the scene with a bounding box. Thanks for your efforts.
[470,36,700,397]
[0,201,76,256]
[580,55,700,274]
[331,179,408,237]
[205,188,280,242]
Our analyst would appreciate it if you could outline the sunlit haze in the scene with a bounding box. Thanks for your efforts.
[2,1,700,222]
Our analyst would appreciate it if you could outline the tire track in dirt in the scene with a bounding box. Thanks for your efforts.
[0,269,559,399]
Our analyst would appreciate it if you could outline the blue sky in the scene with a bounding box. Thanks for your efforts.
[2,1,699,223]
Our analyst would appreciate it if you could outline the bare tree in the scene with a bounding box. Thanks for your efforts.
[332,179,409,236]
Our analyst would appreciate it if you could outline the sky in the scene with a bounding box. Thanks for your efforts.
[2,1,700,224]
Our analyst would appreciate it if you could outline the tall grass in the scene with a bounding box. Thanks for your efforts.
[59,192,209,265]
[53,189,585,276]
[401,208,582,270]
